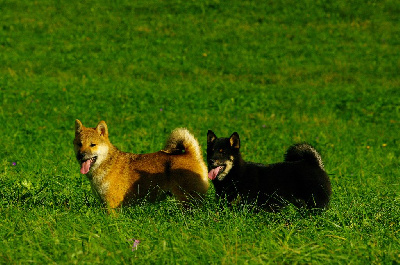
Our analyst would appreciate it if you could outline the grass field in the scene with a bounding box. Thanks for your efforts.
[1,0,399,264]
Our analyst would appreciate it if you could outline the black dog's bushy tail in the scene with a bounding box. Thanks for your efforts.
[285,143,332,210]
[284,143,325,170]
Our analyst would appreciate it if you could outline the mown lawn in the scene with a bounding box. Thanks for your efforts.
[1,0,399,264]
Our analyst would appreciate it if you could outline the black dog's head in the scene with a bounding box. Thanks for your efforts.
[207,130,241,181]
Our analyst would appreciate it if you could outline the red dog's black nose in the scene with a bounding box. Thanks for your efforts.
[77,153,85,161]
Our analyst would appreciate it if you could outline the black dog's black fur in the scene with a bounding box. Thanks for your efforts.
[207,130,332,211]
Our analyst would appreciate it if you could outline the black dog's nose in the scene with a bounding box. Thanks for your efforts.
[208,159,216,165]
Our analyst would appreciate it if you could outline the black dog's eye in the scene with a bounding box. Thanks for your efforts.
[90,143,96,147]
[219,149,224,153]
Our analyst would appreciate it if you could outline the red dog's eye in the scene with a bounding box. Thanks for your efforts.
[90,143,97,147]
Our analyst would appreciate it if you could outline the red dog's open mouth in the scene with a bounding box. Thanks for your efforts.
[80,156,97,174]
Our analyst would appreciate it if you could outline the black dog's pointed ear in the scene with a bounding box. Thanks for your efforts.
[207,130,217,145]
[229,132,240,149]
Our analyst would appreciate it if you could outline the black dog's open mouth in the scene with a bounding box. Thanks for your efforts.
[208,166,225,180]
[80,156,97,175]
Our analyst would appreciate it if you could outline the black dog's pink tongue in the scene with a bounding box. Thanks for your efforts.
[208,166,222,180]
[80,160,91,175]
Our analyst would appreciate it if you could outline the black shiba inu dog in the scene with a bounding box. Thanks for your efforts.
[207,130,331,211]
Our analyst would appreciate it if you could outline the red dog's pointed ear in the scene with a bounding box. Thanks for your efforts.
[75,119,83,133]
[207,130,217,145]
[229,132,240,149]
[96,121,108,137]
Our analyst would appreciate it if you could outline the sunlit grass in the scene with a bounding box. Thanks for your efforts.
[1,0,399,263]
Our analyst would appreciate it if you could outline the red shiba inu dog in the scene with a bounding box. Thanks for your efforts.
[73,119,209,209]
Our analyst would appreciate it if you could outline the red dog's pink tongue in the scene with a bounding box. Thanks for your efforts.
[208,166,221,180]
[80,160,91,174]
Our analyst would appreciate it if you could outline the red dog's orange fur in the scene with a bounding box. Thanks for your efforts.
[73,120,209,209]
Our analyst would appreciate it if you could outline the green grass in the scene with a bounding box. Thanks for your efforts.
[1,0,399,263]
